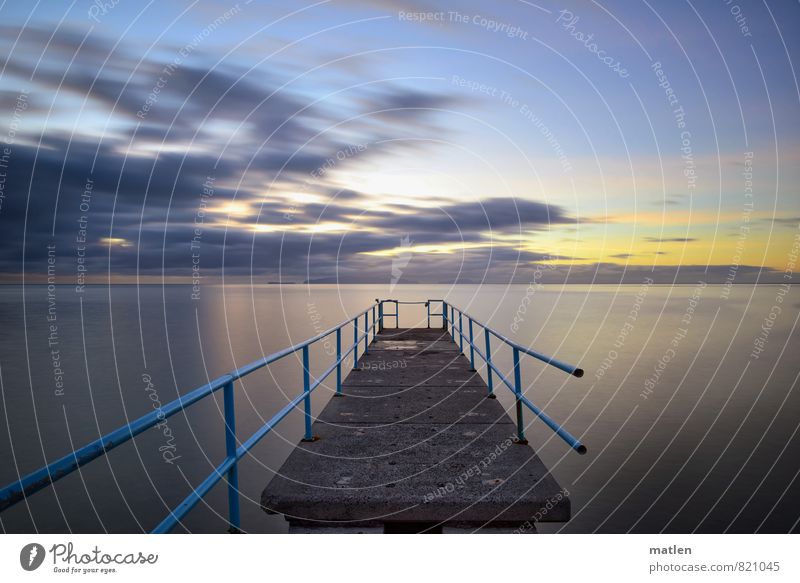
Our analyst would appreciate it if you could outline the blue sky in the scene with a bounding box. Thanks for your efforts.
[0,0,798,283]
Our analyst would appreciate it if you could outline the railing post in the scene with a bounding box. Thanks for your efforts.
[363,312,369,354]
[512,348,528,444]
[450,306,456,342]
[301,345,315,442]
[335,327,342,397]
[468,317,475,371]
[372,305,376,338]
[378,300,384,333]
[441,301,448,330]
[484,328,495,398]
[353,318,360,370]
[458,311,463,352]
[223,381,241,533]
[426,302,430,328]
[395,300,399,328]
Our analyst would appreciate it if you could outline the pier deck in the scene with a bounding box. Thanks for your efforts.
[261,326,570,533]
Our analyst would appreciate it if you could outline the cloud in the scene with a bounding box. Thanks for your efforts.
[0,24,482,281]
[363,87,462,124]
[764,217,800,227]
[359,197,574,239]
[644,237,697,243]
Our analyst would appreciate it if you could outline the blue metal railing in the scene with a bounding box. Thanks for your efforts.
[0,302,379,533]
[0,297,584,533]
[436,300,586,455]
[375,299,445,330]
[374,299,584,454]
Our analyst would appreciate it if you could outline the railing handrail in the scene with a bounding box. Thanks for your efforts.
[438,300,587,455]
[230,305,374,379]
[0,301,379,532]
[446,303,584,377]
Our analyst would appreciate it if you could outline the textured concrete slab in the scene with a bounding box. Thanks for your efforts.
[288,525,383,534]
[345,349,486,387]
[262,327,570,530]
[317,383,501,426]
[342,368,487,388]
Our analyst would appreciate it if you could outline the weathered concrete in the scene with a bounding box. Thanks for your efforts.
[261,326,570,532]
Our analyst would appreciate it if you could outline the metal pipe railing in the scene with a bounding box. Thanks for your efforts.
[442,301,586,455]
[0,302,378,532]
[484,328,494,398]
[368,299,583,453]
[468,318,475,371]
[335,328,342,396]
[222,381,240,532]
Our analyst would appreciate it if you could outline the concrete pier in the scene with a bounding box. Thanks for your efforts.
[261,326,570,533]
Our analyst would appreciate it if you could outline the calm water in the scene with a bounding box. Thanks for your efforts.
[1,283,798,533]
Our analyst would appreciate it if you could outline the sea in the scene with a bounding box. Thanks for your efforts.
[1,283,798,533]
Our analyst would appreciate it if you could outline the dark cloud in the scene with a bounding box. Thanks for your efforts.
[653,197,683,206]
[361,197,574,239]
[0,132,574,282]
[0,90,41,116]
[0,24,486,281]
[367,87,460,115]
[764,217,800,227]
[644,237,697,243]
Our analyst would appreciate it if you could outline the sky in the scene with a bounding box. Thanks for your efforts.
[0,0,798,284]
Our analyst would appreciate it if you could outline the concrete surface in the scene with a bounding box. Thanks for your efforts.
[261,326,570,532]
